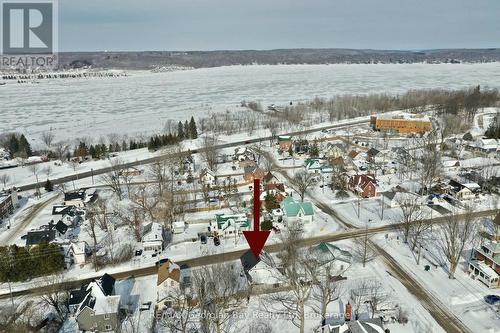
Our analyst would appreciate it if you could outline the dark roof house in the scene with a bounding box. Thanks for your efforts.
[25,228,56,246]
[55,220,68,235]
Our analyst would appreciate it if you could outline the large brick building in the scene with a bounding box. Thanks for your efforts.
[370,113,432,134]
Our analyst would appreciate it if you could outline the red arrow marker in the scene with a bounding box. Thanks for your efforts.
[243,178,270,258]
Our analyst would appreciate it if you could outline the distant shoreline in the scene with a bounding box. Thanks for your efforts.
[56,48,500,70]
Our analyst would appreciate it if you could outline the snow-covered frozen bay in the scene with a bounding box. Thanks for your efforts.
[2,63,500,141]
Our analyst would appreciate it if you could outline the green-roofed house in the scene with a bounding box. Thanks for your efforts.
[213,213,250,238]
[280,197,315,224]
[310,242,353,270]
[304,158,322,173]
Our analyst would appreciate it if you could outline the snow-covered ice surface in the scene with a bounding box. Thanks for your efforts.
[2,63,500,142]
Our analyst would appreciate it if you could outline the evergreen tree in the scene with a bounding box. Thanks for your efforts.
[44,179,54,192]
[8,134,19,155]
[184,120,189,139]
[89,145,96,158]
[177,121,184,139]
[18,134,32,157]
[310,143,320,157]
[189,116,198,139]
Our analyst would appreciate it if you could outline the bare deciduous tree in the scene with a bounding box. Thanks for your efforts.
[192,263,244,333]
[262,229,317,333]
[438,208,479,279]
[85,208,100,271]
[365,279,389,318]
[417,132,442,194]
[131,185,159,221]
[293,170,315,202]
[41,132,55,149]
[100,159,125,200]
[149,160,168,197]
[310,264,345,325]
[38,272,71,322]
[43,165,53,179]
[202,134,219,172]
[397,195,425,244]
[159,285,197,333]
[0,174,10,188]
[53,141,69,162]
[352,226,377,268]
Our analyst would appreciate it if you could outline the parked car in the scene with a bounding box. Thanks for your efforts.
[200,235,207,244]
[214,236,220,246]
[484,295,500,305]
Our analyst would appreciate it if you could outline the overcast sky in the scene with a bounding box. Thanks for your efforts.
[59,0,500,52]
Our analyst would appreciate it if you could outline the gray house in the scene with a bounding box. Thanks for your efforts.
[71,274,121,332]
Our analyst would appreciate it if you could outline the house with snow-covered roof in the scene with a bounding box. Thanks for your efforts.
[142,222,165,253]
[469,241,500,288]
[157,260,191,304]
[68,241,90,265]
[348,174,377,198]
[199,168,216,187]
[474,138,499,153]
[212,213,250,237]
[71,273,120,332]
[304,158,322,173]
[240,250,284,286]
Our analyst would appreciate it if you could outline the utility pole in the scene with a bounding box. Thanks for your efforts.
[357,195,361,219]
[6,252,14,307]
[381,194,385,220]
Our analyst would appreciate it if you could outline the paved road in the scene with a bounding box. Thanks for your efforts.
[0,209,494,301]
[17,118,369,192]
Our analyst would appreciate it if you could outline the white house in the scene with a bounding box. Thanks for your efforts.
[157,260,181,303]
[157,260,191,306]
[69,241,90,265]
[325,143,344,159]
[456,187,475,200]
[172,221,185,234]
[476,138,499,152]
[142,222,164,253]
[382,191,422,208]
[199,168,216,186]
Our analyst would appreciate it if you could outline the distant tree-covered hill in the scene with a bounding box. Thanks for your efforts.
[57,48,500,70]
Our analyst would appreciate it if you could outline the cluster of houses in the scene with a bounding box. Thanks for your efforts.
[22,189,97,267]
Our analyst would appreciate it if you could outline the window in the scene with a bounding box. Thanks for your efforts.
[105,324,112,331]
[104,313,110,319]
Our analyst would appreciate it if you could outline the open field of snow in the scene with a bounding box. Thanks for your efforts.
[2,63,500,143]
